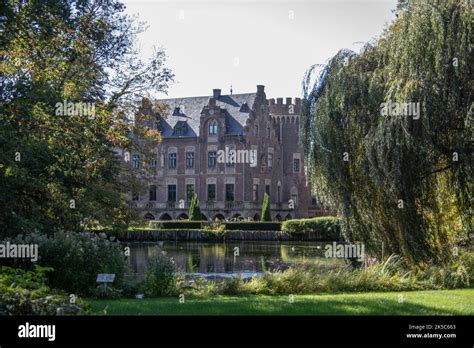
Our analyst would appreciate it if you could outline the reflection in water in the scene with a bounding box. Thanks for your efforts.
[128,241,342,279]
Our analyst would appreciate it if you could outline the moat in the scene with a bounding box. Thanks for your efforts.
[127,241,344,280]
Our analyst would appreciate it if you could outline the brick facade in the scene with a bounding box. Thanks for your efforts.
[128,85,322,221]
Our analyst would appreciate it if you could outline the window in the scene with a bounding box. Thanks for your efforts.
[149,185,157,201]
[167,185,177,202]
[253,184,259,202]
[186,152,194,168]
[277,185,281,203]
[265,185,270,196]
[254,125,259,136]
[268,153,273,167]
[293,158,300,173]
[132,192,139,201]
[209,120,217,136]
[208,151,217,168]
[291,194,298,206]
[132,154,140,169]
[173,121,187,136]
[226,150,235,167]
[186,184,194,202]
[207,184,216,201]
[149,158,157,168]
[225,184,235,201]
[169,153,177,169]
[267,127,270,138]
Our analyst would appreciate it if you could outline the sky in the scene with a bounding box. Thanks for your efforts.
[123,0,398,99]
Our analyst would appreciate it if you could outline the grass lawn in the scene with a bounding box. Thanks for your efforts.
[89,288,474,316]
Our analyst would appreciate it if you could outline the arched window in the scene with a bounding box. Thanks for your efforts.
[209,120,218,136]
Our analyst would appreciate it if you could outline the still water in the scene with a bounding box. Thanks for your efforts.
[128,241,343,279]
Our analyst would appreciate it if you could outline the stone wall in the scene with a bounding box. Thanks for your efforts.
[110,229,337,242]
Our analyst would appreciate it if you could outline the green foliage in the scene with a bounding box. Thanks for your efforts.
[188,194,202,221]
[215,253,473,296]
[14,232,126,295]
[261,193,271,222]
[224,222,281,231]
[149,220,204,229]
[88,289,474,316]
[0,0,173,236]
[0,266,89,315]
[144,253,179,297]
[302,0,473,265]
[219,276,252,295]
[282,217,341,240]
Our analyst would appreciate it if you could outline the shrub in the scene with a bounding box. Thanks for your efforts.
[261,193,271,222]
[14,232,126,295]
[121,278,145,298]
[0,266,89,315]
[188,194,202,221]
[91,285,123,299]
[282,217,341,240]
[219,276,251,295]
[224,222,281,231]
[144,253,179,297]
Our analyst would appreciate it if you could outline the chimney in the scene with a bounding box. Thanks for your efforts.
[213,89,221,99]
[286,97,292,105]
[256,85,265,95]
[277,98,283,105]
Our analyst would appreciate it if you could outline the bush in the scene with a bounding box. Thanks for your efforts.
[261,193,271,222]
[91,285,123,299]
[219,276,251,295]
[224,222,281,231]
[0,266,89,315]
[282,217,341,240]
[144,253,179,297]
[149,220,204,229]
[14,232,126,295]
[121,278,145,298]
[188,194,202,221]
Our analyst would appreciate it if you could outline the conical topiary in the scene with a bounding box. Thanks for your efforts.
[261,192,271,222]
[188,194,202,221]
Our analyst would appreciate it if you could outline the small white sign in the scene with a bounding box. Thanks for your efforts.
[96,273,115,283]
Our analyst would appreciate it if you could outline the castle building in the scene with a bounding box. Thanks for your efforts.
[129,85,323,221]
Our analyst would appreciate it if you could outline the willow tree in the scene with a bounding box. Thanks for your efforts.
[302,0,473,265]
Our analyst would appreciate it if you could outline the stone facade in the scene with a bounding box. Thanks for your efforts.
[128,85,323,221]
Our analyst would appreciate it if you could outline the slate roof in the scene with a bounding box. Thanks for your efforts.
[156,93,256,138]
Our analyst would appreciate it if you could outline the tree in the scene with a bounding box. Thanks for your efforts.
[0,0,174,237]
[302,0,473,265]
[261,193,271,222]
[188,194,202,221]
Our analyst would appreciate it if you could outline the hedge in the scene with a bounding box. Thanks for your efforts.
[224,222,281,231]
[148,220,204,229]
[281,217,341,240]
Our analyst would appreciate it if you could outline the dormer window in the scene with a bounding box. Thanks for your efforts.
[173,121,188,136]
[209,120,218,136]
